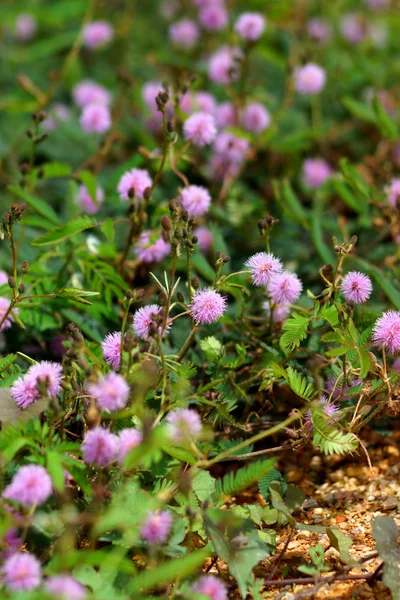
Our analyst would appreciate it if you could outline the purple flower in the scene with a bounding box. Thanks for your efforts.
[190,288,227,324]
[293,63,326,95]
[234,12,266,41]
[263,301,291,324]
[194,92,217,115]
[73,80,111,108]
[341,271,372,304]
[208,46,242,85]
[307,18,332,44]
[340,14,365,44]
[77,184,104,214]
[372,311,400,354]
[15,14,37,41]
[325,376,362,400]
[213,132,249,163]
[101,331,122,370]
[195,226,213,253]
[306,396,340,431]
[242,103,271,134]
[0,271,8,286]
[167,408,202,443]
[199,4,228,31]
[82,427,119,467]
[385,178,400,208]
[11,361,63,408]
[302,158,333,189]
[136,230,170,263]
[0,297,19,331]
[118,428,142,463]
[89,373,130,412]
[133,304,169,340]
[43,104,72,131]
[245,252,283,286]
[3,553,41,591]
[192,575,228,600]
[80,104,111,134]
[169,19,199,48]
[140,511,172,544]
[83,21,114,49]
[184,112,217,146]
[11,375,39,409]
[45,575,86,600]
[215,102,236,129]
[3,465,52,507]
[268,271,303,304]
[180,185,211,217]
[118,168,152,201]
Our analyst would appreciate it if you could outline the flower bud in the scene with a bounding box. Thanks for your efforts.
[161,216,172,232]
[8,276,16,288]
[192,235,198,244]
[177,291,185,302]
[191,276,200,290]
[143,187,152,201]
[21,261,29,274]
[18,283,25,294]
[350,235,358,245]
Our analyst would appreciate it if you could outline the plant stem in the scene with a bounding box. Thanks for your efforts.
[177,326,198,362]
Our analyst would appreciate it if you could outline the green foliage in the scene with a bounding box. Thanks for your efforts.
[280,313,310,353]
[372,517,400,600]
[212,459,275,502]
[312,411,358,456]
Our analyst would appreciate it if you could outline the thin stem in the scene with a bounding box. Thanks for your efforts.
[177,326,198,362]
[151,110,169,192]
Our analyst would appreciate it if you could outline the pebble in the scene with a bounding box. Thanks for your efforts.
[382,497,398,511]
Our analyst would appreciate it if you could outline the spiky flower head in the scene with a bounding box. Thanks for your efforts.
[117,168,152,201]
[83,21,113,49]
[169,19,199,48]
[101,331,122,370]
[80,104,111,134]
[293,63,326,95]
[199,4,228,31]
[89,372,130,412]
[118,428,143,463]
[372,311,400,354]
[11,361,62,409]
[341,271,372,304]
[208,46,242,85]
[3,553,41,591]
[45,575,87,600]
[77,184,104,215]
[3,465,52,507]
[242,103,271,134]
[189,288,227,324]
[245,252,283,287]
[192,575,228,600]
[268,271,303,304]
[184,112,217,146]
[81,427,119,467]
[302,158,332,189]
[180,185,211,216]
[166,408,202,444]
[133,304,169,339]
[72,80,111,108]
[140,511,173,544]
[234,12,266,41]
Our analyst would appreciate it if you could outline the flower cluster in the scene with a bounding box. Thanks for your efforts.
[11,361,63,409]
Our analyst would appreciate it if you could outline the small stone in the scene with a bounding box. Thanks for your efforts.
[302,498,318,510]
[382,497,398,511]
[367,495,375,502]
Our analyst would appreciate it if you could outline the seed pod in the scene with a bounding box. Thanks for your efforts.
[161,216,172,232]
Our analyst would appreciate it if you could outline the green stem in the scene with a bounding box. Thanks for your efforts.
[177,326,198,362]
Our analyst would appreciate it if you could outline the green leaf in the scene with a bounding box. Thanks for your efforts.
[175,361,197,380]
[32,216,97,246]
[42,162,72,179]
[372,97,398,141]
[274,179,308,228]
[311,201,335,264]
[8,185,60,225]
[212,458,275,502]
[280,313,310,353]
[46,450,65,492]
[100,218,115,243]
[326,344,354,358]
[192,470,216,503]
[200,336,223,361]
[342,96,376,124]
[326,528,359,567]
[55,287,100,305]
[312,412,358,456]
[372,516,400,600]
[78,170,97,202]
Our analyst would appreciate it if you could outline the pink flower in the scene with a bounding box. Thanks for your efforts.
[268,271,303,304]
[166,408,202,443]
[195,226,213,253]
[365,0,390,8]
[341,271,372,304]
[15,14,37,41]
[190,288,227,324]
[392,357,400,371]
[340,14,365,44]
[199,4,228,31]
[140,511,172,544]
[118,168,152,201]
[192,575,228,600]
[28,361,63,397]
[89,372,130,412]
[242,103,271,134]
[215,102,236,129]
[213,132,249,163]
[142,81,170,114]
[11,375,39,409]
[43,104,72,131]
[372,311,400,354]
[3,553,41,591]
[77,184,104,214]
[305,396,340,431]
[133,304,168,340]
[385,178,400,208]
[73,80,111,108]
[209,46,242,85]
[302,158,333,189]
[180,185,211,216]
[294,63,326,95]
[194,92,217,115]
[3,465,52,507]
[82,427,119,467]
[118,428,142,463]
[169,19,199,48]
[263,301,291,324]
[45,575,86,600]
[234,12,266,41]
[2,528,22,559]
[136,231,170,263]
[307,18,332,44]
[0,271,8,286]
[80,104,111,133]
[83,21,114,49]
[209,155,240,181]
[101,331,122,370]
[184,112,217,146]
[245,252,283,286]
[0,297,18,331]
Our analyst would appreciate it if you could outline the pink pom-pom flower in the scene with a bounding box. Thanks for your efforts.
[101,331,122,370]
[215,102,236,129]
[89,372,130,412]
[167,408,202,444]
[192,575,228,600]
[169,19,199,48]
[118,428,142,463]
[302,158,333,189]
[293,63,326,95]
[189,288,227,324]
[15,14,37,41]
[199,4,228,31]
[11,361,63,409]
[263,301,291,324]
[372,311,400,354]
[83,21,114,49]
[180,185,211,216]
[80,104,111,134]
[341,271,372,304]
[234,12,266,41]
[307,18,332,44]
[245,252,283,286]
[45,575,86,600]
[73,81,111,108]
[242,103,271,134]
[385,178,400,208]
[82,427,119,467]
[140,511,173,544]
[268,271,303,304]
[340,14,365,44]
[133,304,169,340]
[3,553,41,591]
[195,226,213,253]
[3,465,52,507]
[117,168,152,201]
[136,231,170,263]
[208,46,242,85]
[77,184,104,214]
[184,112,217,146]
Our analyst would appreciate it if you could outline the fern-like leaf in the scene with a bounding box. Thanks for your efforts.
[280,313,310,352]
[212,458,275,502]
[312,413,358,456]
